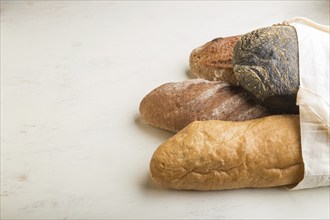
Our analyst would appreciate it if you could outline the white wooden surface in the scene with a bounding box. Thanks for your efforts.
[1,1,329,219]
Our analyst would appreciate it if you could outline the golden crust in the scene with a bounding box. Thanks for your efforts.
[150,115,304,190]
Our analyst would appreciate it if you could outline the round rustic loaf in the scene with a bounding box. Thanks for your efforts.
[233,25,299,113]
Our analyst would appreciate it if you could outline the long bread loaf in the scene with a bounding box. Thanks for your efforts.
[189,36,240,84]
[150,115,304,190]
[139,79,271,132]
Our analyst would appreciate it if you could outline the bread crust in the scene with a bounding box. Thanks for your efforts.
[233,25,299,113]
[150,115,304,190]
[139,79,271,132]
[189,36,241,84]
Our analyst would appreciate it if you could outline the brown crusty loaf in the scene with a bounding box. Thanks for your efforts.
[139,79,271,133]
[189,36,241,84]
[150,115,304,190]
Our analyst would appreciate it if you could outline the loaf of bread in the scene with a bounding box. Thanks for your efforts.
[189,36,240,84]
[150,115,304,190]
[139,79,272,133]
[233,25,299,113]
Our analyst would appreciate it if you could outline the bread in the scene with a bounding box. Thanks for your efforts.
[233,25,299,113]
[139,79,272,133]
[150,115,304,190]
[189,36,241,84]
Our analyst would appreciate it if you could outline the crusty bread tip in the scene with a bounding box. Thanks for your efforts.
[189,36,241,84]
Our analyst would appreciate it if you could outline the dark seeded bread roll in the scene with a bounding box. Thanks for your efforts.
[150,115,304,190]
[233,25,299,113]
[189,36,241,84]
[139,79,272,132]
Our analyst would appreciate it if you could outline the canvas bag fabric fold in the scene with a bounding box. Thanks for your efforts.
[284,17,330,190]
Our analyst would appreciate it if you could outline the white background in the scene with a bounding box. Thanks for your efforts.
[1,1,329,219]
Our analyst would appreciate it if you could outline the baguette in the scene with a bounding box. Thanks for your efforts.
[139,79,271,133]
[150,115,304,190]
[189,36,240,84]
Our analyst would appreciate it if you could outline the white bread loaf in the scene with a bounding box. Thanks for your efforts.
[150,115,304,190]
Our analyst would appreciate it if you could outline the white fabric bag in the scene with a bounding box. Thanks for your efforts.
[283,17,330,190]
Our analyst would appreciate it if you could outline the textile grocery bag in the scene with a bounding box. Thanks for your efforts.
[284,17,330,189]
